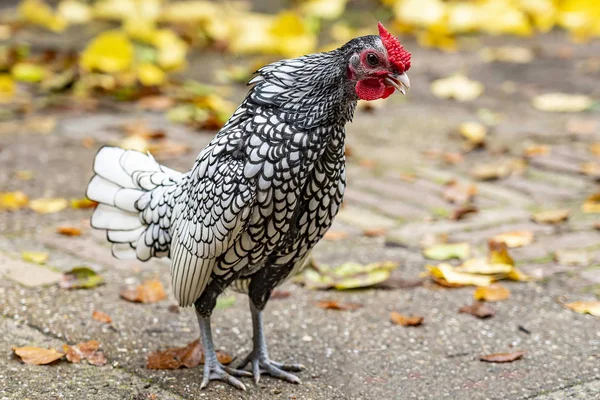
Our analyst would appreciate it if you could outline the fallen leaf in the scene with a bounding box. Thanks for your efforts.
[532,93,595,113]
[390,312,423,327]
[431,73,484,102]
[57,0,92,24]
[22,251,49,265]
[452,205,478,220]
[19,0,67,32]
[59,266,104,289]
[580,162,600,178]
[80,30,134,73]
[71,198,98,209]
[120,279,166,303]
[136,63,166,86]
[567,118,597,135]
[480,46,534,64]
[443,181,477,204]
[488,240,515,266]
[324,231,348,241]
[138,95,175,111]
[270,290,291,299]
[455,258,513,275]
[532,209,570,224]
[492,231,533,248]
[147,339,233,369]
[56,226,81,236]
[63,340,107,366]
[92,311,112,324]
[363,228,387,237]
[29,198,68,214]
[459,302,496,319]
[582,194,600,213]
[459,122,486,147]
[470,163,511,181]
[427,263,494,287]
[315,300,362,311]
[12,346,64,365]
[523,144,551,157]
[480,351,525,363]
[11,62,46,83]
[564,301,600,317]
[148,141,190,159]
[297,260,398,290]
[423,242,470,261]
[473,284,510,302]
[0,191,29,211]
[300,0,347,20]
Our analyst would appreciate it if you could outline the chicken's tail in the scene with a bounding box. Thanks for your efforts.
[86,146,183,261]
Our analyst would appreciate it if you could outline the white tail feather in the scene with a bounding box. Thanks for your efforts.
[87,146,182,260]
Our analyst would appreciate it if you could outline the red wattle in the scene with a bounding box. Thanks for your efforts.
[356,79,385,101]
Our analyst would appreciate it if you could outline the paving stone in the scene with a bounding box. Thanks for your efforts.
[511,231,600,262]
[0,252,62,287]
[500,176,582,202]
[336,205,399,230]
[344,187,428,220]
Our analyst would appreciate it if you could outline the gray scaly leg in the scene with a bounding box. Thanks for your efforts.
[197,313,252,390]
[238,301,305,384]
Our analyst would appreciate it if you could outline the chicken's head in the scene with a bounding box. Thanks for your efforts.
[344,22,411,101]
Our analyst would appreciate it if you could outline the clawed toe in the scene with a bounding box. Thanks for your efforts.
[239,354,303,385]
[200,362,250,391]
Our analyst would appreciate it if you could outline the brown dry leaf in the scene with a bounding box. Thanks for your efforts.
[443,180,477,204]
[452,205,478,220]
[71,198,97,209]
[82,137,96,149]
[13,346,64,365]
[459,302,496,319]
[473,284,510,302]
[442,152,464,164]
[492,231,533,248]
[523,144,551,157]
[390,312,423,327]
[63,340,107,366]
[480,351,525,363]
[120,279,166,303]
[532,209,570,224]
[564,301,600,317]
[582,194,600,213]
[363,228,387,237]
[323,231,348,241]
[0,191,29,211]
[315,300,362,311]
[56,226,81,236]
[148,141,190,158]
[270,290,291,299]
[29,198,68,214]
[146,339,233,369]
[92,311,112,324]
[470,163,511,181]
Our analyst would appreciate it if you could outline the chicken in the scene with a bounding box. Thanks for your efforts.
[86,22,411,390]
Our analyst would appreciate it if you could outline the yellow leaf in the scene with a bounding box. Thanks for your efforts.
[81,31,134,73]
[427,263,494,287]
[507,268,534,281]
[488,240,515,266]
[300,0,347,20]
[22,251,49,265]
[459,122,487,145]
[29,198,68,214]
[11,63,46,83]
[19,0,67,32]
[480,46,534,64]
[0,191,29,211]
[492,230,534,248]
[564,301,600,317]
[431,73,484,102]
[423,242,471,261]
[532,93,595,113]
[477,0,532,36]
[582,193,600,213]
[455,258,513,275]
[523,144,551,157]
[71,198,97,209]
[152,29,188,71]
[57,0,92,24]
[160,1,219,23]
[0,74,15,103]
[473,284,510,302]
[532,209,570,224]
[117,135,150,152]
[136,63,165,86]
[270,12,317,58]
[395,0,446,28]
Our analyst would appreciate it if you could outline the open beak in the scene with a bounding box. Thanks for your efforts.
[384,73,410,95]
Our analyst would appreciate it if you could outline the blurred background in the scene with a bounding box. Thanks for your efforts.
[1,1,599,399]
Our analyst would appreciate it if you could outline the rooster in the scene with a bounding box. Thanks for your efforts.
[86,22,411,390]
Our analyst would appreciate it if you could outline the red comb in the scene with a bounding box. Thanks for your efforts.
[378,22,411,72]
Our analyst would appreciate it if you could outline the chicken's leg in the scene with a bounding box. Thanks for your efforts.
[197,313,252,390]
[237,301,305,384]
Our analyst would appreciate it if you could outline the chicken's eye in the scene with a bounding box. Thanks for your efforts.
[366,53,379,67]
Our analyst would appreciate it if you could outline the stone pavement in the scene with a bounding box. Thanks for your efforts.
[1,30,600,399]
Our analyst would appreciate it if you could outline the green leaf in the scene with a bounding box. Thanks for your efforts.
[59,266,104,289]
[215,295,236,310]
[423,243,471,261]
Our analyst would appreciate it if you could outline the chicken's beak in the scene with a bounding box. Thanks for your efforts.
[384,73,410,95]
